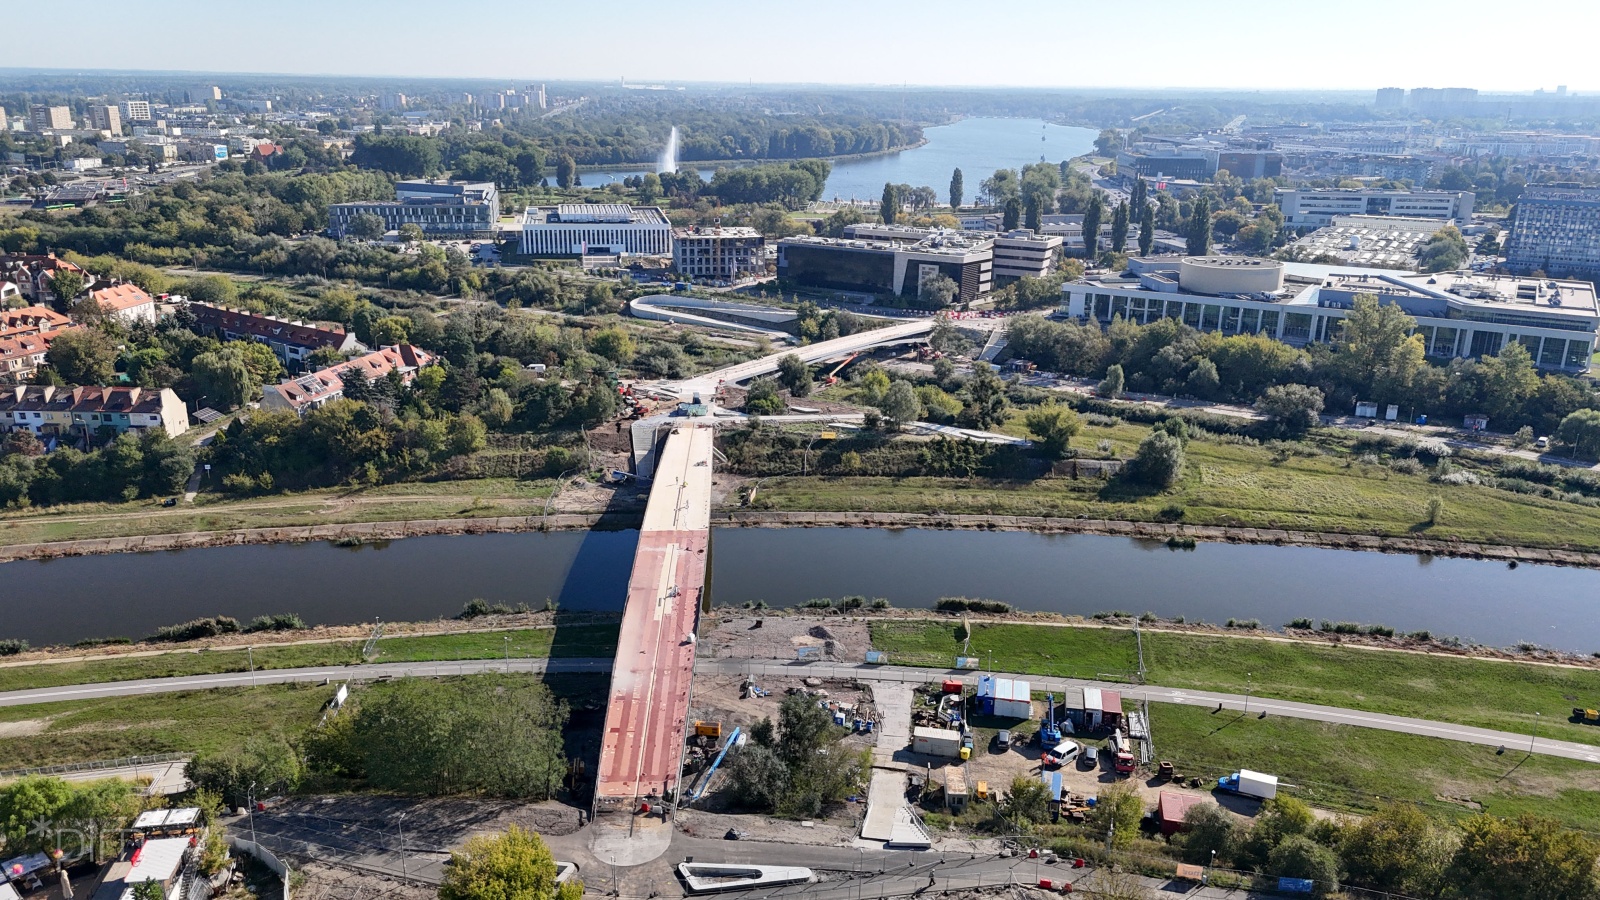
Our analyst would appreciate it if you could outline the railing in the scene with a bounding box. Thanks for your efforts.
[0,751,187,779]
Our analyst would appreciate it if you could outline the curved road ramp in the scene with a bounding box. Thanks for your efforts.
[677,863,814,894]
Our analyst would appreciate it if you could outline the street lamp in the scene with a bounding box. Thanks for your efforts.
[505,635,511,665]
[1530,711,1541,754]
[248,645,255,686]
[1244,672,1252,716]
[398,812,409,880]
[247,782,258,847]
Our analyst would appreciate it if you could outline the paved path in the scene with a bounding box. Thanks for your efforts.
[2,656,1597,764]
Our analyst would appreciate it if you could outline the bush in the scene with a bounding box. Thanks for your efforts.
[73,636,133,648]
[934,597,1012,613]
[0,640,28,656]
[147,616,240,643]
[1226,618,1262,629]
[869,598,891,610]
[800,598,833,609]
[244,614,305,633]
[456,599,516,619]
[1388,458,1425,475]
[1287,618,1315,629]
[1126,429,1186,489]
[1320,621,1363,634]
[839,596,866,610]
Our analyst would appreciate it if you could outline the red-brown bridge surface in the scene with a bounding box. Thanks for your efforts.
[594,424,713,810]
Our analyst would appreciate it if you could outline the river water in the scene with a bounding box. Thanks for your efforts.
[575,117,1098,203]
[7,528,1600,651]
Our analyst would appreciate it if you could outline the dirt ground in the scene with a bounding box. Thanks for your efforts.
[700,613,871,662]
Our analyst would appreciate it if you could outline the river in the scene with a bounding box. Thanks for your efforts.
[8,528,1600,651]
[574,117,1098,203]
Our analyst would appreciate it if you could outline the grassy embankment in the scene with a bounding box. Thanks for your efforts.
[0,673,606,772]
[872,621,1600,827]
[0,623,619,694]
[755,417,1600,552]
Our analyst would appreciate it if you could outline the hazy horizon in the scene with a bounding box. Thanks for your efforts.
[6,0,1594,93]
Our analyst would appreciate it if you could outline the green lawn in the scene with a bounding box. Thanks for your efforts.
[0,623,619,694]
[1152,704,1600,830]
[869,621,1600,747]
[754,421,1600,552]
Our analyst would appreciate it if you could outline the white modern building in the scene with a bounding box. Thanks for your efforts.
[519,204,672,256]
[329,180,499,237]
[1276,189,1474,228]
[1063,256,1599,372]
[121,100,153,122]
[992,229,1063,280]
[673,227,766,280]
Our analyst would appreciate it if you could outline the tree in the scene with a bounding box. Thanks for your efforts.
[1003,775,1050,827]
[1179,803,1238,865]
[49,269,85,306]
[1339,802,1449,895]
[554,155,576,189]
[638,172,662,203]
[1558,408,1600,458]
[1111,201,1130,253]
[0,776,75,854]
[1186,196,1212,256]
[1128,429,1185,489]
[1081,195,1104,258]
[1418,225,1470,272]
[588,327,636,364]
[1447,813,1600,900]
[1097,363,1125,399]
[439,824,583,900]
[131,882,165,900]
[44,328,117,385]
[877,380,920,430]
[1090,782,1144,849]
[744,378,785,415]
[1094,128,1120,156]
[1024,403,1081,459]
[1138,202,1155,257]
[879,183,899,225]
[346,212,385,240]
[1024,194,1042,233]
[1268,835,1340,896]
[919,274,959,308]
[960,363,1008,429]
[949,168,964,209]
[184,736,301,808]
[929,314,967,354]
[398,222,426,244]
[192,347,257,409]
[1002,198,1021,231]
[1257,384,1325,434]
[776,354,812,397]
[1185,357,1221,398]
[1130,177,1147,214]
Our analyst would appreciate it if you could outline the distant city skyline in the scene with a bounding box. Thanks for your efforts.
[6,0,1595,93]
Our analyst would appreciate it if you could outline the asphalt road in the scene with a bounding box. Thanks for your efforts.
[3,656,1596,763]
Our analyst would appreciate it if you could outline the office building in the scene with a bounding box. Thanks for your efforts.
[0,385,189,439]
[1505,184,1600,281]
[329,180,500,237]
[88,105,122,135]
[518,204,671,256]
[991,229,1063,281]
[1063,257,1598,372]
[673,227,766,281]
[1275,189,1474,228]
[28,105,72,132]
[1215,150,1283,180]
[120,100,152,122]
[1116,145,1215,180]
[778,232,993,304]
[187,303,361,369]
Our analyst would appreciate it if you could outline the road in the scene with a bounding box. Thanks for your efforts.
[2,656,1597,764]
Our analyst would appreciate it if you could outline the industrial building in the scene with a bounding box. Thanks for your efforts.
[1063,256,1600,372]
[1504,184,1600,281]
[777,231,993,304]
[673,227,766,280]
[1276,189,1474,228]
[328,180,500,237]
[518,204,672,256]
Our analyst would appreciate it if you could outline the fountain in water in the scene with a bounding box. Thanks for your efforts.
[657,126,678,174]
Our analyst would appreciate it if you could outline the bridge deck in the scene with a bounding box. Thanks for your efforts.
[595,424,713,808]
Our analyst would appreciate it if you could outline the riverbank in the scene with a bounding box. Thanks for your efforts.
[571,138,931,174]
[7,506,1600,572]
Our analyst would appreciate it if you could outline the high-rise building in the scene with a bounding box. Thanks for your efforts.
[1375,87,1406,110]
[186,85,221,103]
[121,100,152,122]
[1505,184,1600,281]
[0,108,8,132]
[88,105,122,135]
[380,92,408,110]
[27,105,72,132]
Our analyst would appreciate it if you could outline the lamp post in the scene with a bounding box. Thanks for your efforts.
[505,635,511,666]
[1244,672,1252,716]
[1530,711,1541,754]
[248,645,255,686]
[247,782,258,848]
[398,812,408,880]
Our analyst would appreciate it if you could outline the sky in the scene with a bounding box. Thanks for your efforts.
[6,0,1595,92]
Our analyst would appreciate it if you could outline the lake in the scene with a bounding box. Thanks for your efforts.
[574,117,1098,203]
[7,527,1600,652]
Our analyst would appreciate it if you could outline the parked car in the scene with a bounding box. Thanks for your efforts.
[1081,746,1099,769]
[996,730,1012,751]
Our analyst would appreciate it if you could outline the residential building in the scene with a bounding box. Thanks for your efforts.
[27,105,72,132]
[88,283,158,325]
[519,204,671,256]
[672,227,766,281]
[1275,189,1474,227]
[88,105,122,135]
[186,85,221,102]
[261,344,436,415]
[0,254,93,305]
[1375,87,1406,110]
[120,100,152,122]
[330,180,500,237]
[992,229,1063,281]
[1062,256,1599,372]
[0,386,188,439]
[0,108,7,132]
[0,331,64,383]
[187,303,361,368]
[1286,216,1449,270]
[1504,184,1600,281]
[0,305,72,339]
[777,232,993,303]
[380,92,409,110]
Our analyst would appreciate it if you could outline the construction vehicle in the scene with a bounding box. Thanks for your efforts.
[1573,707,1600,725]
[694,721,723,739]
[821,353,860,386]
[1216,769,1278,800]
[1039,693,1062,746]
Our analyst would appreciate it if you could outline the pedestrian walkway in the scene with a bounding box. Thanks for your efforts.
[858,682,930,849]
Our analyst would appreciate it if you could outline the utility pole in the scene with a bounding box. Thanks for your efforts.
[1244,672,1252,716]
[1530,711,1541,754]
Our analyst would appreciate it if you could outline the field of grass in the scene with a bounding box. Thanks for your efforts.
[755,419,1600,552]
[0,623,619,694]
[869,621,1600,747]
[1151,704,1600,831]
[0,478,564,547]
[0,673,610,770]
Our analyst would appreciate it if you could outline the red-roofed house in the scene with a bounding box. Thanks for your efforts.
[0,254,94,306]
[0,305,72,340]
[88,283,157,325]
[187,302,361,369]
[0,385,188,438]
[260,345,435,415]
[0,329,67,383]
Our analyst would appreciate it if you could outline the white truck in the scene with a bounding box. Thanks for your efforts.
[1216,769,1278,800]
